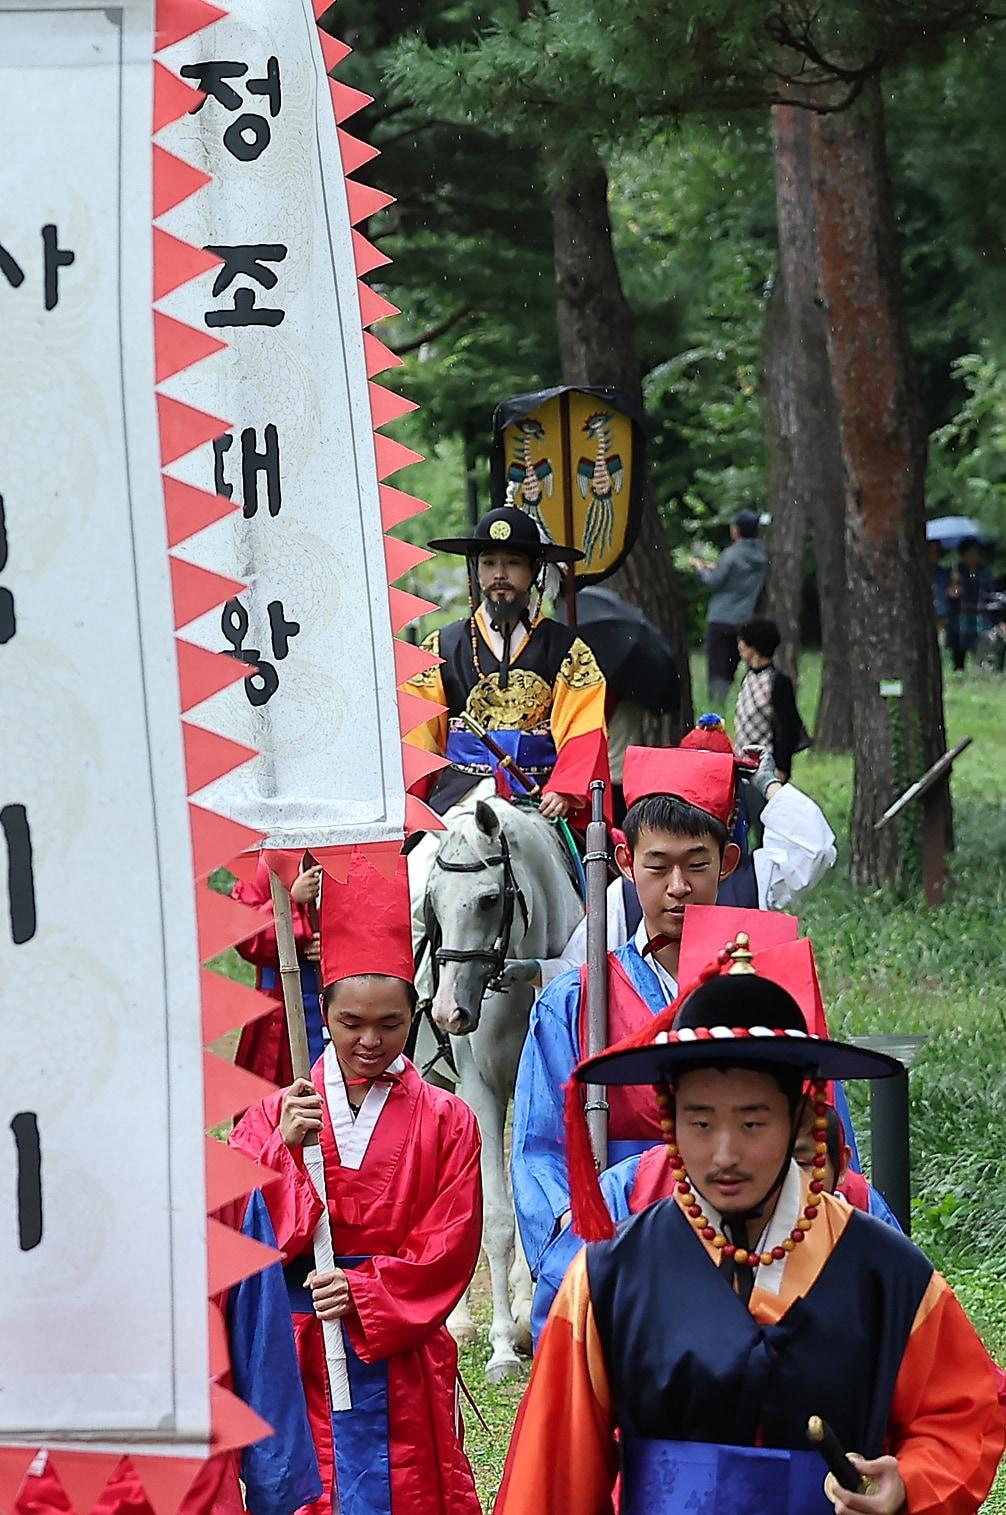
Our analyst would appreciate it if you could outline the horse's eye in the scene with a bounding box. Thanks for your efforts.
[478,891,500,910]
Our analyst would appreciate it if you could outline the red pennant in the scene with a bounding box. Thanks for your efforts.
[157,394,230,466]
[204,1051,275,1129]
[356,841,406,879]
[380,483,427,529]
[0,1447,38,1514]
[261,848,301,890]
[338,129,380,175]
[393,637,440,683]
[226,850,262,885]
[364,332,403,378]
[312,0,329,17]
[156,0,227,50]
[402,742,449,790]
[352,232,392,277]
[170,558,245,630]
[198,887,261,962]
[369,383,416,430]
[154,230,222,302]
[374,434,423,481]
[309,845,353,883]
[358,283,400,328]
[207,1217,279,1295]
[328,78,373,123]
[183,722,256,793]
[210,1384,273,1453]
[398,688,444,737]
[346,180,395,226]
[153,62,204,132]
[205,1138,278,1213]
[385,535,432,581]
[177,641,250,712]
[47,1453,120,1515]
[388,586,436,631]
[153,145,211,219]
[406,793,446,834]
[317,30,351,71]
[129,1457,204,1515]
[201,968,275,1044]
[189,804,263,881]
[155,312,226,384]
[164,477,237,548]
[207,1300,228,1378]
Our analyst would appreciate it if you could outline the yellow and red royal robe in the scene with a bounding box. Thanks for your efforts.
[406,606,609,826]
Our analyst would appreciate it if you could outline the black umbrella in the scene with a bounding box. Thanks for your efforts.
[557,586,680,716]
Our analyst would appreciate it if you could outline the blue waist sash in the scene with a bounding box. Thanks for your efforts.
[288,1255,392,1515]
[621,1438,832,1515]
[446,727,557,795]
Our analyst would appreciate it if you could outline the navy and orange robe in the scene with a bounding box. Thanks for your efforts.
[229,1054,484,1515]
[497,1172,1004,1515]
[405,607,609,825]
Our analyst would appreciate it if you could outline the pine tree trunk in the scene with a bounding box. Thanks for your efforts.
[766,104,851,744]
[549,152,694,734]
[760,262,807,683]
[810,82,949,886]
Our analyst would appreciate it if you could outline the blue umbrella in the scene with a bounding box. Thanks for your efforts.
[925,516,993,550]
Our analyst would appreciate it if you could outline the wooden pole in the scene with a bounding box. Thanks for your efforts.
[583,780,609,1168]
[268,866,312,1086]
[559,389,578,629]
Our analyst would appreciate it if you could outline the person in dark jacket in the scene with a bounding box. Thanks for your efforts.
[734,617,809,783]
[690,509,768,705]
[946,536,995,671]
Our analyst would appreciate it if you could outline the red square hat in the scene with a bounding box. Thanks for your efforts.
[622,746,736,825]
[319,847,414,990]
[676,904,798,988]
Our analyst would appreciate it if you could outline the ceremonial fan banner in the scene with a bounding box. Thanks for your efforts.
[154,0,436,853]
[491,385,646,585]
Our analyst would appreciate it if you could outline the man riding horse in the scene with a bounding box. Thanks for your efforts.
[405,505,610,987]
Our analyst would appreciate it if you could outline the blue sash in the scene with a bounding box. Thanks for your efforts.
[287,1255,392,1515]
[445,727,557,795]
[621,1438,831,1515]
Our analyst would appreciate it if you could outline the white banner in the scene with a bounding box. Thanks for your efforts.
[0,1,209,1446]
[157,0,407,851]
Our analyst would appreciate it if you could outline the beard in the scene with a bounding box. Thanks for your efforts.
[484,588,531,630]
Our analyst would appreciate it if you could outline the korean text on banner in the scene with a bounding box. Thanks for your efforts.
[0,0,209,1446]
[158,0,407,850]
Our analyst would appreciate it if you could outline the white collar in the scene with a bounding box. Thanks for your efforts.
[322,1046,406,1170]
[476,603,532,665]
[633,918,678,1005]
[695,1160,804,1299]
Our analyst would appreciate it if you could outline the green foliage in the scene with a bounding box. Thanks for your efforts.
[929,351,1006,545]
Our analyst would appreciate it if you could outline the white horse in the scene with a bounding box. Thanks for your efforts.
[423,796,584,1382]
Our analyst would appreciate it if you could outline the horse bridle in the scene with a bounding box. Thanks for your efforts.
[427,831,530,994]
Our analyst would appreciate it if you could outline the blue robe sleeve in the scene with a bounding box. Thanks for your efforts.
[867,1184,903,1231]
[511,969,584,1278]
[833,1080,862,1172]
[530,1154,643,1347]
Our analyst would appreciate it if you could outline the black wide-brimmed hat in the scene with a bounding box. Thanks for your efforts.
[427,506,584,564]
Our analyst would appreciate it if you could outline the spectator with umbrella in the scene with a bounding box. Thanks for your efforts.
[946,535,995,672]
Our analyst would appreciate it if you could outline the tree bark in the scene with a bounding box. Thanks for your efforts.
[549,152,693,735]
[810,81,949,887]
[760,262,807,682]
[765,104,851,744]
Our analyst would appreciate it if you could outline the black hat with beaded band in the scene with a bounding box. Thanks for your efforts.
[427,505,585,565]
[563,927,902,1253]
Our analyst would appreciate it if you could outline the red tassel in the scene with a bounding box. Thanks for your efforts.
[564,1077,615,1243]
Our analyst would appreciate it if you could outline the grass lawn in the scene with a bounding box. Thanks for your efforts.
[455,653,1006,1510]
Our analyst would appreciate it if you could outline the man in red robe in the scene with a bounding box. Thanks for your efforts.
[229,850,484,1515]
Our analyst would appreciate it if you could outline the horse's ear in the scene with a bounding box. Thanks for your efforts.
[474,800,501,840]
